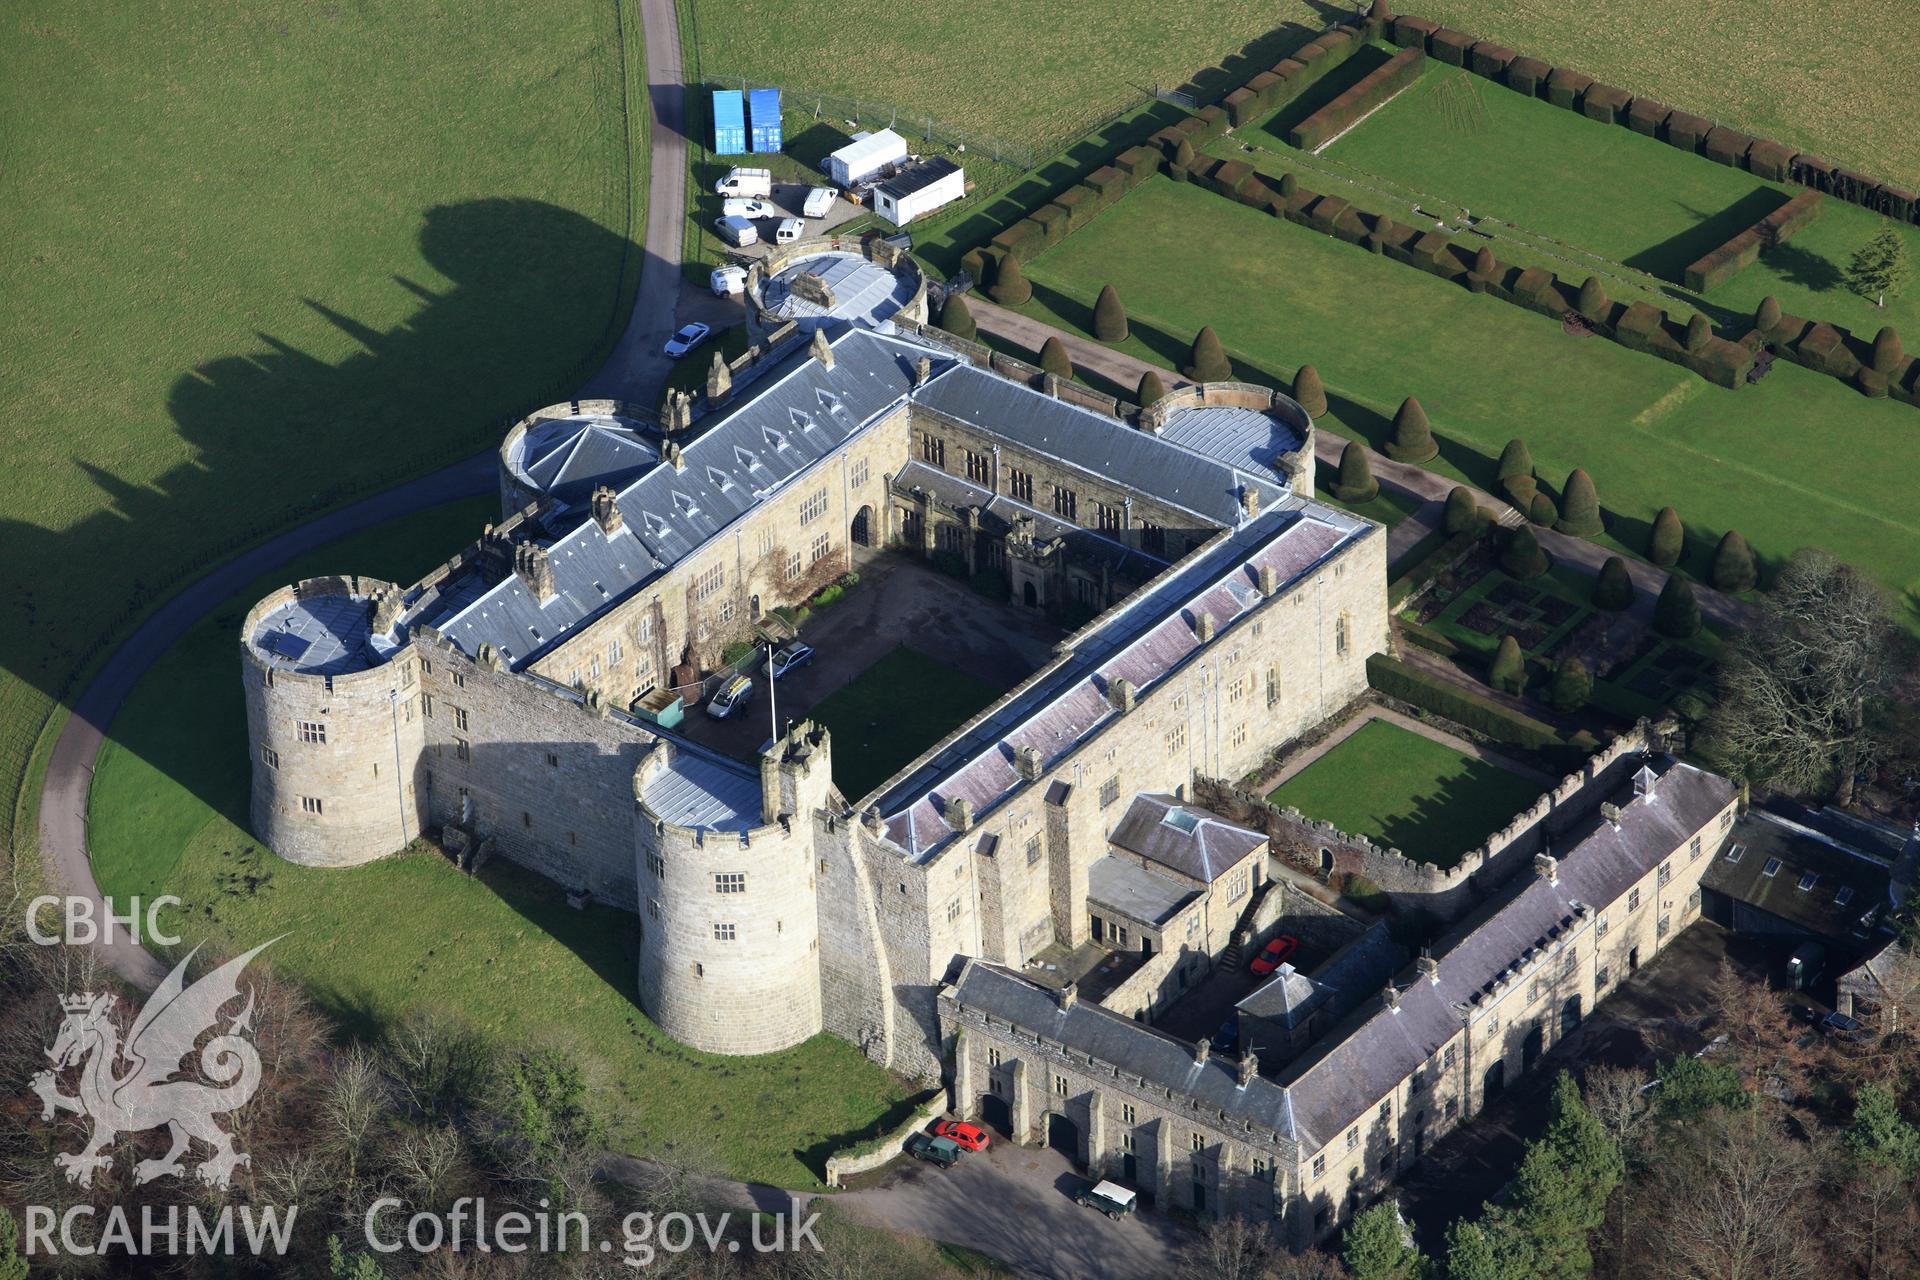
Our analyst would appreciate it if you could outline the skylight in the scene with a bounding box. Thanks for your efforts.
[1835,886,1856,907]
[1161,807,1199,835]
[1761,858,1782,878]
[1724,842,1746,863]
[1797,871,1818,892]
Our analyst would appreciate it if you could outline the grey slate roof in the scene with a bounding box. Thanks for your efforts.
[1109,793,1267,883]
[1088,856,1199,926]
[892,459,1167,577]
[1238,963,1321,1026]
[1701,810,1891,941]
[1280,757,1734,1152]
[1239,922,1405,1028]
[910,366,1285,527]
[762,251,919,329]
[1154,404,1306,481]
[639,742,764,834]
[511,415,659,505]
[253,593,380,675]
[946,960,1297,1143]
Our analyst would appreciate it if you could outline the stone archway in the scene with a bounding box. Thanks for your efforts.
[1046,1111,1081,1166]
[851,504,873,547]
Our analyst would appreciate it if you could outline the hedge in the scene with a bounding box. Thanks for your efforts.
[1626,97,1670,137]
[1366,654,1562,751]
[1288,47,1427,151]
[1390,15,1439,47]
[1703,126,1756,168]
[1544,67,1593,111]
[1468,42,1515,79]
[1665,110,1712,154]
[1386,526,1481,607]
[1430,27,1474,66]
[1505,55,1551,96]
[1682,189,1824,291]
[1581,83,1632,125]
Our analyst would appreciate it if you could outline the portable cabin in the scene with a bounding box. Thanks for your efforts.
[872,157,965,226]
[825,128,908,188]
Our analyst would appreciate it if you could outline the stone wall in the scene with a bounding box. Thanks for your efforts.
[1140,381,1317,497]
[822,1091,948,1187]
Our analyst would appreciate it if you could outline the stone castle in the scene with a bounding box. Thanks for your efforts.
[242,274,1725,1241]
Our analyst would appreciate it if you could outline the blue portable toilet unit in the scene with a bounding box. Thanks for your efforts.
[748,88,783,154]
[712,90,746,154]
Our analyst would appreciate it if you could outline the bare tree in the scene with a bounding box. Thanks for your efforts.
[1642,1108,1814,1280]
[1582,1065,1655,1156]
[1709,549,1899,805]
[1178,1214,1281,1280]
[1838,1159,1920,1280]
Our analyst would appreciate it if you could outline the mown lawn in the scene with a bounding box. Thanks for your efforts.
[1267,718,1541,868]
[806,646,1003,802]
[1015,178,1920,615]
[0,1,644,848]
[88,500,913,1188]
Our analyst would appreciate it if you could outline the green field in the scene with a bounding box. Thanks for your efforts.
[1268,718,1542,867]
[87,499,911,1188]
[1013,177,1920,612]
[0,1,645,847]
[1322,59,1920,333]
[807,646,1004,801]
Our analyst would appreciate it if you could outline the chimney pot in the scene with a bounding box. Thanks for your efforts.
[1534,852,1559,885]
[1195,611,1216,643]
[1058,983,1077,1011]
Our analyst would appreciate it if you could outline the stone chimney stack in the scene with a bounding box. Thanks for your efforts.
[1058,982,1077,1011]
[513,543,555,600]
[1258,565,1279,597]
[706,351,733,407]
[1194,1038,1210,1065]
[1600,802,1622,831]
[590,486,624,535]
[810,327,834,370]
[1108,677,1136,713]
[948,797,974,833]
[369,587,402,636]
[1534,852,1559,885]
[1240,484,1260,519]
[1195,611,1216,643]
[1238,1051,1257,1087]
[1383,985,1400,1013]
[1014,744,1044,782]
[913,355,932,387]
[1417,952,1439,985]
[665,389,693,434]
[863,808,886,836]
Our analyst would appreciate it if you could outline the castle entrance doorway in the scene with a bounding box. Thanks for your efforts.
[1047,1112,1081,1166]
[851,505,873,546]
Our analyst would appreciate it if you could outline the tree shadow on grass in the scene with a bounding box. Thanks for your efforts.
[1756,241,1846,296]
[1624,188,1789,282]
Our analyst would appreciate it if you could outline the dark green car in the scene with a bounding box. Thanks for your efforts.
[905,1132,963,1168]
[1075,1180,1139,1219]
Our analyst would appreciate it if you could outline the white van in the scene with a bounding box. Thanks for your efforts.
[713,215,759,248]
[714,167,773,198]
[802,187,838,219]
[774,217,804,245]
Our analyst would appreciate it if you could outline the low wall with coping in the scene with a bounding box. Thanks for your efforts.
[823,1091,949,1187]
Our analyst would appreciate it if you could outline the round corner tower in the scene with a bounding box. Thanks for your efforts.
[242,575,426,867]
[632,724,838,1056]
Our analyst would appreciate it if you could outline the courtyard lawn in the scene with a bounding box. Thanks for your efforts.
[0,1,644,850]
[87,500,912,1189]
[805,646,1004,801]
[1014,177,1920,615]
[1266,718,1542,868]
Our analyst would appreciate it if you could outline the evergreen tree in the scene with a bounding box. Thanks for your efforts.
[1685,313,1712,351]
[1093,283,1129,342]
[1549,658,1592,712]
[1137,369,1169,408]
[1173,136,1195,170]
[1653,574,1702,639]
[940,291,977,340]
[1555,468,1602,536]
[1474,246,1496,277]
[1710,529,1757,592]
[1502,525,1548,579]
[1038,335,1073,380]
[1541,1072,1624,1206]
[1496,438,1535,504]
[1577,275,1609,321]
[1872,325,1904,373]
[1490,634,1527,693]
[1754,294,1782,331]
[1846,220,1912,307]
[1593,556,1634,611]
[0,1209,25,1280]
[1279,171,1298,199]
[1848,1082,1920,1175]
[1444,1219,1519,1280]
[1385,396,1438,463]
[1655,1053,1748,1119]
[990,251,1032,305]
[1647,506,1684,567]
[329,1237,388,1280]
[1184,325,1232,381]
[1293,362,1329,417]
[1370,0,1394,22]
[1528,491,1558,528]
[1344,1203,1427,1280]
[1444,485,1478,535]
[1333,440,1380,502]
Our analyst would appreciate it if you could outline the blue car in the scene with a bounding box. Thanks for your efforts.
[1212,1018,1239,1055]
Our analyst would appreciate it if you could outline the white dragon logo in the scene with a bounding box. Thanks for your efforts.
[30,940,276,1190]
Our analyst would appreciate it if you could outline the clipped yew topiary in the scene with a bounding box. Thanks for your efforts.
[1038,336,1073,380]
[1685,313,1712,351]
[990,251,1032,305]
[1474,246,1496,277]
[1593,556,1634,611]
[1755,294,1782,331]
[1555,467,1603,536]
[1497,437,1536,504]
[1293,363,1328,417]
[1502,524,1549,579]
[1873,325,1904,373]
[1093,284,1129,343]
[1489,634,1527,693]
[940,292,977,340]
[1648,506,1684,567]
[1443,485,1477,534]
[1384,396,1438,462]
[1710,529,1757,592]
[1654,574,1702,639]
[1279,172,1298,199]
[1549,657,1593,712]
[1333,441,1379,503]
[1529,491,1559,527]
[1184,325,1232,381]
[1577,275,1610,321]
[1173,136,1195,170]
[1137,369,1169,407]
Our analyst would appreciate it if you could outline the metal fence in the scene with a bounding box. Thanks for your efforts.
[700,73,1035,170]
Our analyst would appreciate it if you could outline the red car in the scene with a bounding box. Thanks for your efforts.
[933,1119,989,1152]
[1249,934,1300,976]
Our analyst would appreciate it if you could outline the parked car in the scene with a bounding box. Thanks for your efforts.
[904,1133,962,1169]
[714,167,773,197]
[710,265,747,296]
[705,675,753,719]
[1822,1010,1868,1042]
[713,215,758,248]
[802,186,838,218]
[768,643,814,679]
[774,216,804,245]
[721,197,778,220]
[663,322,712,359]
[1249,934,1299,976]
[932,1119,989,1152]
[1074,1179,1137,1220]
